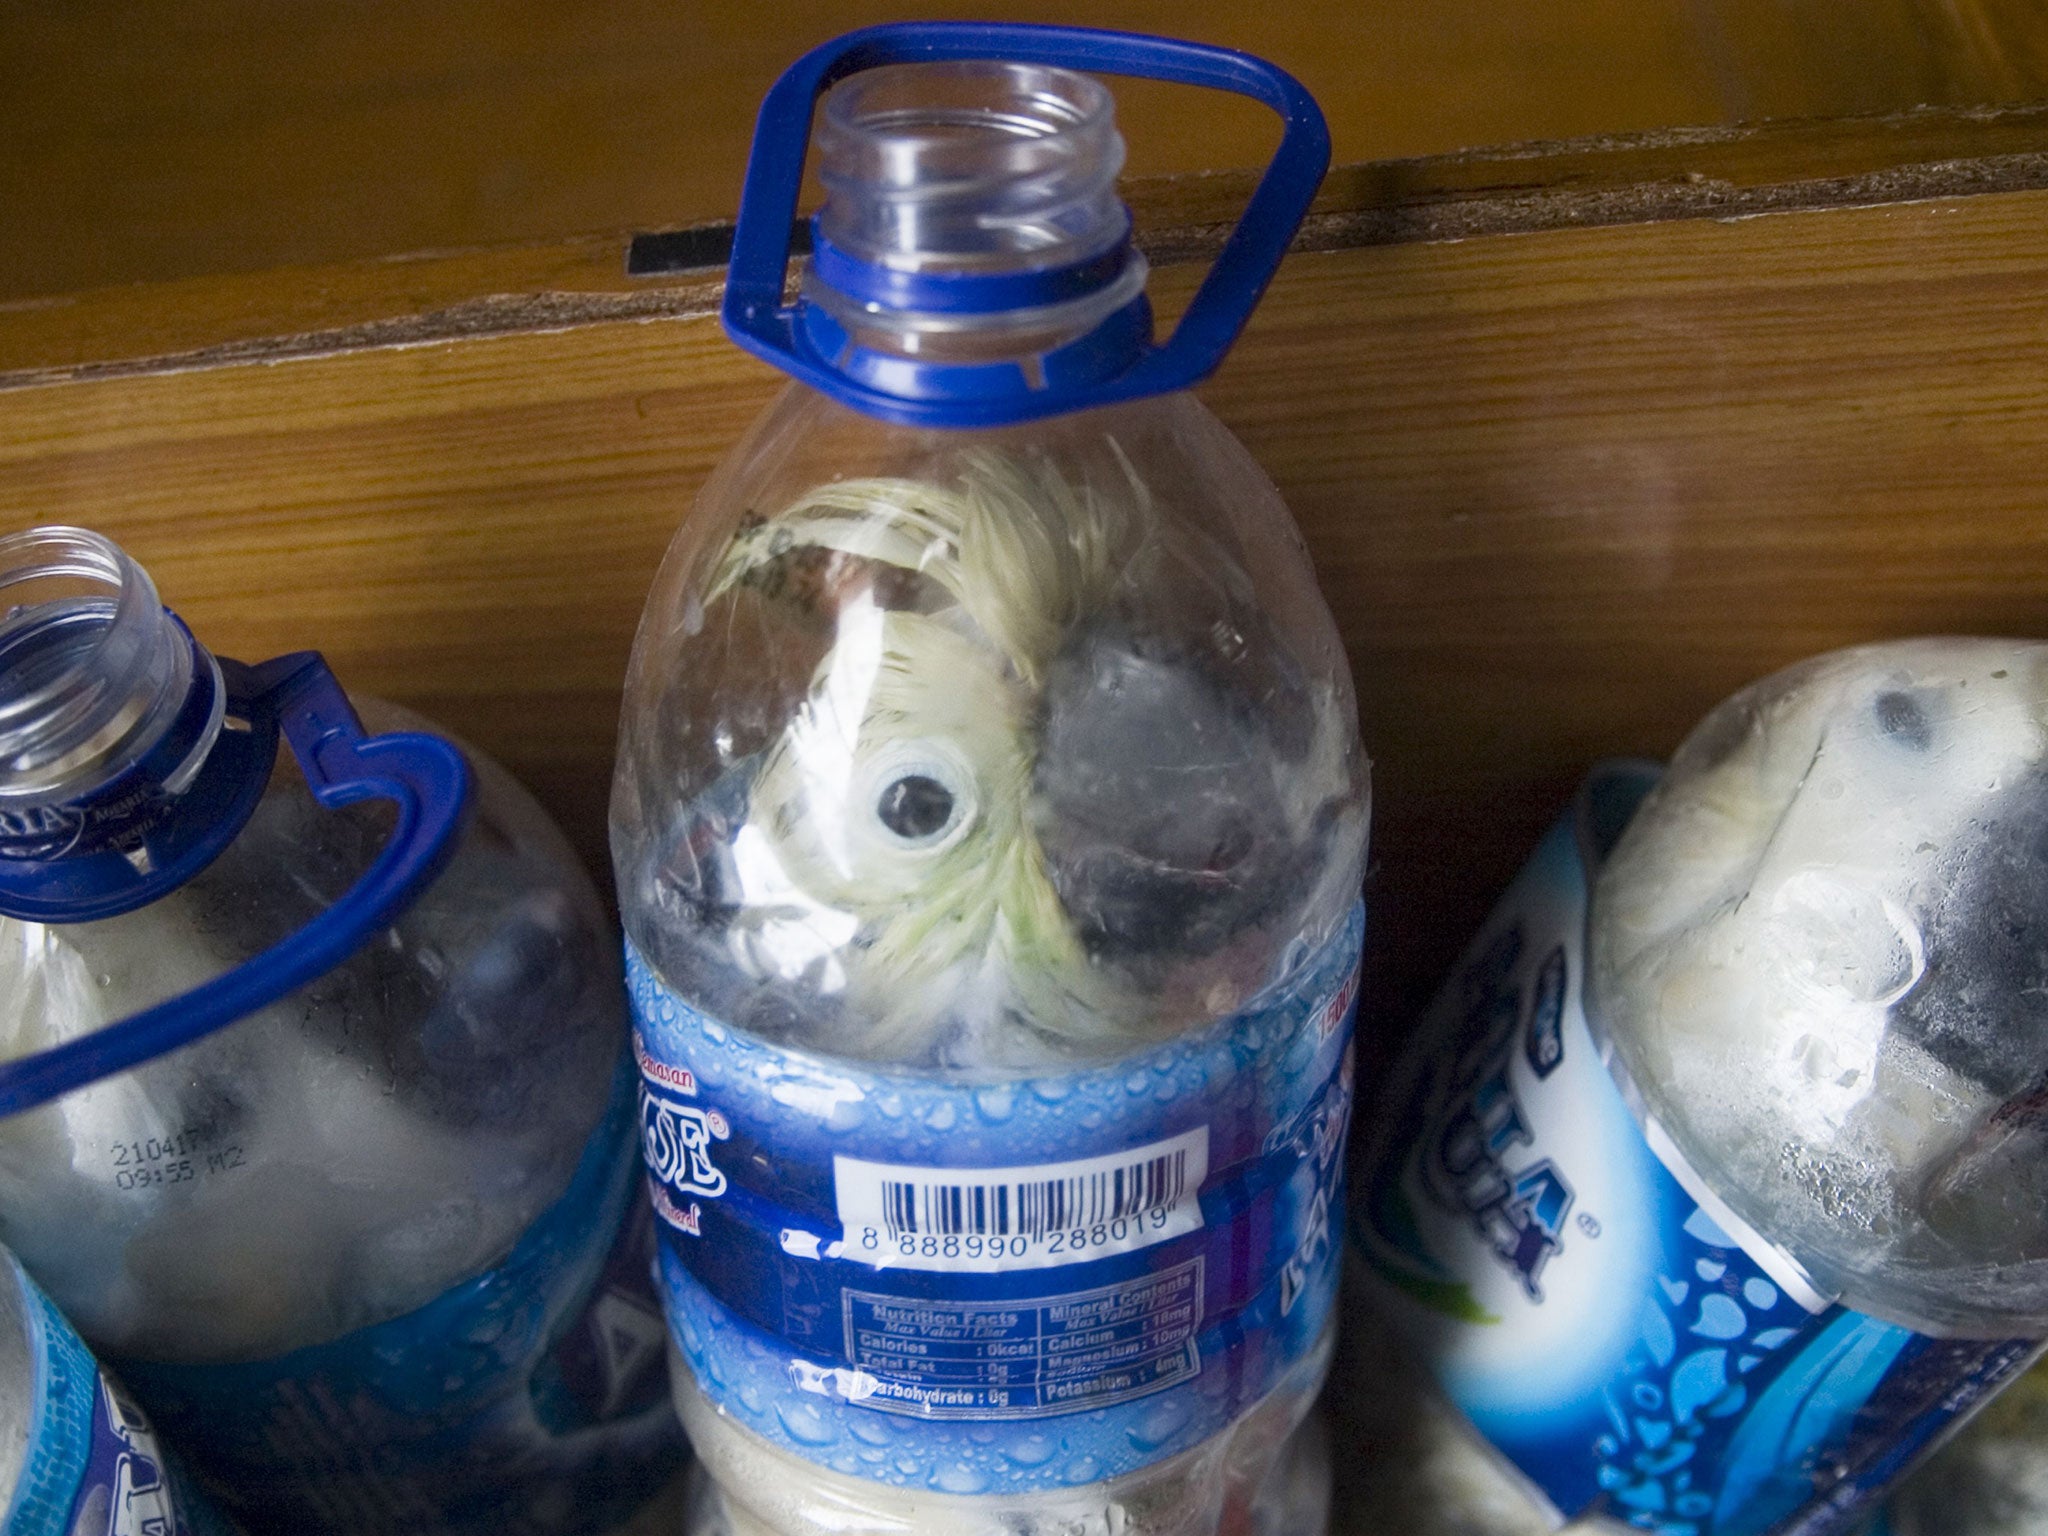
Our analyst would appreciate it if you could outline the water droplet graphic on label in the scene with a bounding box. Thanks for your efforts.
[1066,1456,1102,1483]
[1005,1435,1056,1468]
[935,1462,988,1494]
[1127,1396,1192,1451]
[1640,1300,1677,1368]
[1670,1349,1729,1422]
[849,1415,893,1447]
[926,1100,957,1131]
[1689,1293,1747,1341]
[775,1398,836,1446]
[974,1085,1015,1122]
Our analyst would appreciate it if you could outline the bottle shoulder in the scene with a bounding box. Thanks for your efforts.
[0,695,627,1363]
[612,387,1368,1072]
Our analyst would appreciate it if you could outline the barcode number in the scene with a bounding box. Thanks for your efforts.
[834,1127,1209,1273]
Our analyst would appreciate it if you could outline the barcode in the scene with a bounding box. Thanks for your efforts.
[835,1127,1210,1273]
[880,1149,1189,1243]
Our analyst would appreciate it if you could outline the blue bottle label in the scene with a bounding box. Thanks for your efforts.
[1354,787,2038,1536]
[116,1052,682,1536]
[629,900,1362,1495]
[3,1254,232,1536]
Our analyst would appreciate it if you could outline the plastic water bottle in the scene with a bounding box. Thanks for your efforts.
[1356,638,2048,1535]
[0,1242,235,1536]
[0,525,682,1534]
[610,23,1367,1535]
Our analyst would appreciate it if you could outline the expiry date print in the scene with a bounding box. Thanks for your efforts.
[105,1123,247,1191]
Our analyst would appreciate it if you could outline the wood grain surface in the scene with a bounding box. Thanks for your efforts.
[12,101,2048,383]
[8,0,2048,302]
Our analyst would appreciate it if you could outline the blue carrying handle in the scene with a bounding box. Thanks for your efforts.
[724,22,1331,427]
[0,653,472,1118]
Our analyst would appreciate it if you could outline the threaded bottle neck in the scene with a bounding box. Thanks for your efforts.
[0,527,210,808]
[804,60,1147,365]
[815,60,1128,274]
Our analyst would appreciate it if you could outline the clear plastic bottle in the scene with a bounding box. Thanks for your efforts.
[1592,639,2048,1336]
[611,25,1367,1536]
[0,526,681,1534]
[1356,640,2048,1536]
[0,1242,235,1536]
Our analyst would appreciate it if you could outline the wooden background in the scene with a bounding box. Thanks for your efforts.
[11,3,2048,1531]
[6,0,2048,302]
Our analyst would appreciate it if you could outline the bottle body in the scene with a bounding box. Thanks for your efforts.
[1591,640,2048,1334]
[613,384,1368,1533]
[1356,639,2048,1536]
[0,529,681,1535]
[675,1338,1334,1536]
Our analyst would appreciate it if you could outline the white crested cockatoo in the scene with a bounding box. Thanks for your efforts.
[685,445,1352,1067]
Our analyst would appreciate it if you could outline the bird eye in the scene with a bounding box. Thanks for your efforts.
[856,746,975,853]
[877,774,957,841]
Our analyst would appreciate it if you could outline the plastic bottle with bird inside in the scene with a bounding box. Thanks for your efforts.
[1354,641,2048,1535]
[610,24,1369,1536]
[0,525,682,1535]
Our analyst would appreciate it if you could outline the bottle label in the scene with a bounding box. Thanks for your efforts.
[629,900,1362,1495]
[3,1254,232,1536]
[116,1052,683,1536]
[1354,783,2039,1536]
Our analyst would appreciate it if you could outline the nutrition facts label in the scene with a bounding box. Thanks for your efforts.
[842,1258,1205,1419]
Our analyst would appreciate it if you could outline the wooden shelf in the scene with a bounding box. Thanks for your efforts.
[7,0,2047,303]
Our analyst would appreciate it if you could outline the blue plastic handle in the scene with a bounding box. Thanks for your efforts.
[724,22,1332,428]
[0,653,472,1118]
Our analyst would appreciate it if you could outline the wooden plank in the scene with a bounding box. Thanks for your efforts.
[12,101,2048,388]
[3,181,2047,1039]
[6,0,2048,303]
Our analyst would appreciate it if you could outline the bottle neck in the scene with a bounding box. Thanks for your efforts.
[803,59,1150,377]
[0,527,221,821]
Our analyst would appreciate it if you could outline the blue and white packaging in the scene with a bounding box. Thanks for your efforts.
[0,1251,234,1536]
[1355,768,2039,1536]
[0,525,687,1536]
[631,902,1360,1498]
[608,27,1368,1531]
[117,1056,677,1536]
